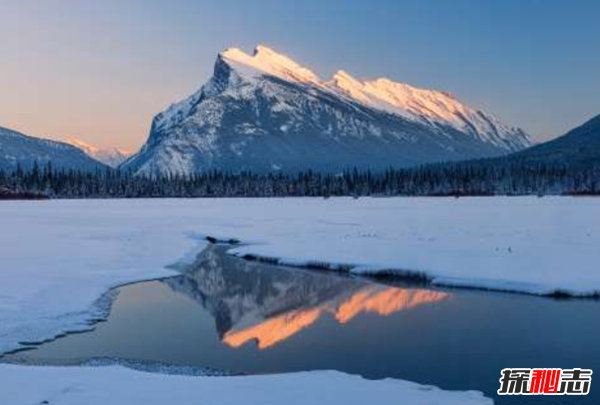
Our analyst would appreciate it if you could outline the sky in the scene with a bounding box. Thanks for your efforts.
[0,0,599,151]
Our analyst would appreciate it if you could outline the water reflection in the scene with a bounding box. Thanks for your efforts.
[164,245,448,350]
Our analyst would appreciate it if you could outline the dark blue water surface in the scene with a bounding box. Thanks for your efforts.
[5,246,599,405]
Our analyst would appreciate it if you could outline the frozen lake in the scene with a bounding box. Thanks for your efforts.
[3,197,600,356]
[5,245,599,405]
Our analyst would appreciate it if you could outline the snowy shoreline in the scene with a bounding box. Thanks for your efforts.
[0,364,493,405]
[227,247,600,299]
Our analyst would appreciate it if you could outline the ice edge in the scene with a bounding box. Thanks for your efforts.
[204,235,600,299]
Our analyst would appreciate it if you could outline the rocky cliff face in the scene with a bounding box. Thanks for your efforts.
[123,45,531,175]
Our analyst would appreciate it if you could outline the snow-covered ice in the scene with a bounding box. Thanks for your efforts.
[0,200,208,354]
[1,197,599,356]
[0,365,491,405]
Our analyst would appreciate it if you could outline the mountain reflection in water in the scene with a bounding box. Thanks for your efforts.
[8,245,599,405]
[164,245,448,350]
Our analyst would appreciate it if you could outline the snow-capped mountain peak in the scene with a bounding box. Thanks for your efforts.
[217,47,530,150]
[221,45,321,84]
[67,138,132,168]
[329,70,529,149]
[123,45,531,175]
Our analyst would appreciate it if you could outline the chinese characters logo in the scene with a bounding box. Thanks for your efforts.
[498,368,592,395]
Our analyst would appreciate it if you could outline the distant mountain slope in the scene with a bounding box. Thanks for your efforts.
[0,126,107,172]
[511,114,600,166]
[66,138,132,168]
[389,114,600,195]
[122,45,530,175]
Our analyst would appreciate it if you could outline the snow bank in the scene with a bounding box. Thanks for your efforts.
[0,200,208,354]
[219,197,600,297]
[1,197,599,355]
[0,364,491,405]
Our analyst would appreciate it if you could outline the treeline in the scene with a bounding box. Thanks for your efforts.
[0,159,598,199]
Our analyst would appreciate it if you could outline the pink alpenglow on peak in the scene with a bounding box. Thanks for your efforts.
[217,46,530,149]
[67,138,132,168]
[329,70,527,147]
[221,45,321,85]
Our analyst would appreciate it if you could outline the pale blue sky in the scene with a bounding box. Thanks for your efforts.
[1,0,598,150]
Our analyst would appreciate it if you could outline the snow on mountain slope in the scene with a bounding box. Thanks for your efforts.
[222,45,321,84]
[67,138,132,168]
[0,126,107,172]
[330,70,530,150]
[123,45,531,175]
[219,47,528,148]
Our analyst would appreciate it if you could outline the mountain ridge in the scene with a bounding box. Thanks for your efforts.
[510,114,600,165]
[0,126,107,172]
[66,138,132,168]
[122,45,532,175]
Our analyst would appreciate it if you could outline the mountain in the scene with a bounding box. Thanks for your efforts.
[0,126,107,172]
[377,114,600,196]
[510,114,600,166]
[122,45,531,175]
[66,138,131,168]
